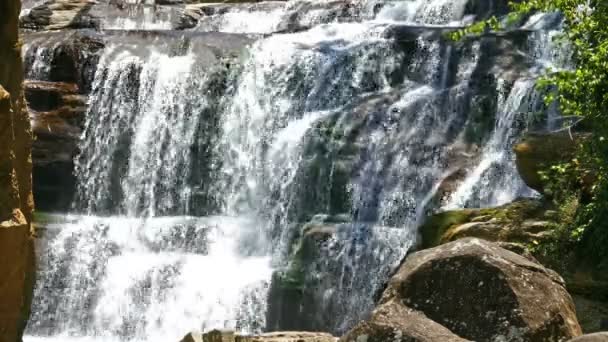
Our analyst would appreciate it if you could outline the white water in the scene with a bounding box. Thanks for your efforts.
[445,79,538,209]
[29,215,271,342]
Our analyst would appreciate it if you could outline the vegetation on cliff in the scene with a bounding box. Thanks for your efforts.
[457,0,608,280]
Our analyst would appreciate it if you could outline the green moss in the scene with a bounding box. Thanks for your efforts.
[420,210,474,248]
[420,198,551,249]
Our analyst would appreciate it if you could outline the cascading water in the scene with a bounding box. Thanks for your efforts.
[445,78,539,209]
[24,0,570,340]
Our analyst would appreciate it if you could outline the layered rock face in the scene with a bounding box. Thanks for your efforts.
[0,0,36,341]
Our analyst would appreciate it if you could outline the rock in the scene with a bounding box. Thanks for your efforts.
[340,300,470,342]
[420,198,555,248]
[181,332,203,342]
[380,238,582,341]
[267,217,412,334]
[514,132,592,196]
[0,210,36,342]
[23,30,105,92]
[569,333,608,342]
[24,81,83,212]
[0,0,37,340]
[181,330,337,342]
[243,332,338,342]
[20,0,99,31]
[572,295,608,334]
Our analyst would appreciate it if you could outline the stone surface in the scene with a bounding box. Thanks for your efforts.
[340,300,470,342]
[23,30,104,92]
[181,330,337,342]
[20,0,98,31]
[243,332,337,342]
[573,295,608,334]
[25,80,83,212]
[0,0,36,340]
[380,238,582,342]
[569,333,608,342]
[419,198,555,249]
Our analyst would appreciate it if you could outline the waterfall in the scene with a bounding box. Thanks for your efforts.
[445,78,539,209]
[23,0,568,340]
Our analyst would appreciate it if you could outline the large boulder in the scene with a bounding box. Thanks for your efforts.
[340,300,470,342]
[379,238,582,342]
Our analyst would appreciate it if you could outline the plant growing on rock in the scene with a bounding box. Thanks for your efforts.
[458,0,608,278]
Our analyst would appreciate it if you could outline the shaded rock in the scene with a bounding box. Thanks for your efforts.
[514,132,592,196]
[420,198,555,248]
[340,300,470,342]
[181,332,203,342]
[569,333,608,342]
[380,238,582,341]
[572,295,608,334]
[25,81,83,212]
[267,217,414,335]
[23,30,105,92]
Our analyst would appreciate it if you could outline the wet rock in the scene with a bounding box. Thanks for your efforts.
[419,198,555,248]
[25,81,83,212]
[340,300,470,342]
[23,30,105,92]
[267,217,413,334]
[380,238,582,341]
[20,0,99,31]
[569,333,608,342]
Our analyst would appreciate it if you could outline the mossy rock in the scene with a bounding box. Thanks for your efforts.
[420,198,554,249]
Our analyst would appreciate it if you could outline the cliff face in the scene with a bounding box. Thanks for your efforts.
[0,0,36,341]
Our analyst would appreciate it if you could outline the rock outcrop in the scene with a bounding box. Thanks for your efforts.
[20,0,98,31]
[569,333,608,342]
[22,30,103,211]
[181,330,337,342]
[26,80,84,211]
[419,198,556,249]
[0,0,36,341]
[340,300,470,342]
[375,238,581,342]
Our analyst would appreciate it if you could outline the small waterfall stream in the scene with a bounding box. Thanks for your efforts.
[22,0,569,341]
